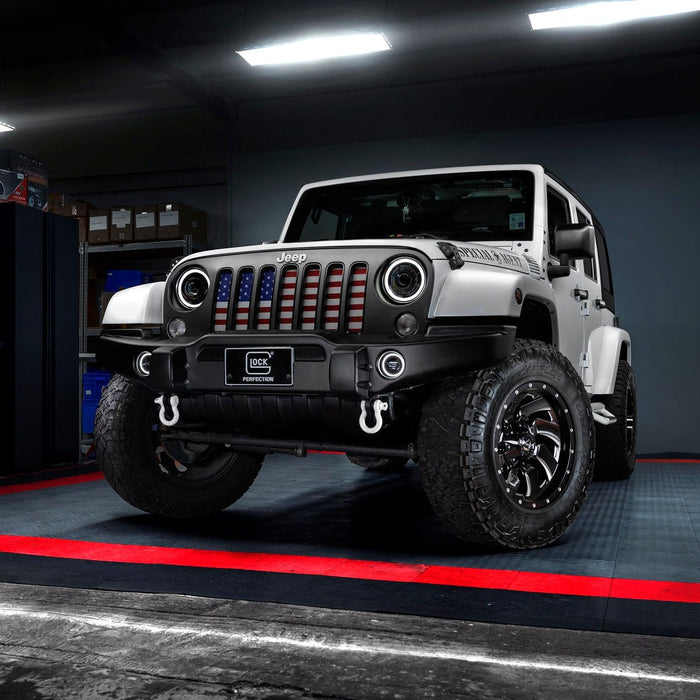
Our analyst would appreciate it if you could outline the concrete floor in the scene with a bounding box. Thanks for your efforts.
[0,582,699,699]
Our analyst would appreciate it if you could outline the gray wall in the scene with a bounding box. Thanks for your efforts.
[230,113,700,455]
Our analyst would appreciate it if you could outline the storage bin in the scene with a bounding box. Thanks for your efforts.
[82,371,112,402]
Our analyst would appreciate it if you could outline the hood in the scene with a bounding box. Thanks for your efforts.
[182,238,530,274]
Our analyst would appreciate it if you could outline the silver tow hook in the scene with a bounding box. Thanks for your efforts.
[155,393,180,427]
[359,398,389,434]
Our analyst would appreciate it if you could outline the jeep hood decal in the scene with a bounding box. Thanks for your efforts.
[453,244,527,272]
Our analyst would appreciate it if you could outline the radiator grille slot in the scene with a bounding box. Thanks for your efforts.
[301,265,321,330]
[255,267,276,330]
[322,264,344,330]
[213,269,232,332]
[347,264,368,334]
[234,269,254,330]
[278,266,298,330]
[213,261,368,334]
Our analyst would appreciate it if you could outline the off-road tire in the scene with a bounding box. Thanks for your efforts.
[346,455,408,471]
[593,360,636,481]
[417,340,595,550]
[95,374,263,518]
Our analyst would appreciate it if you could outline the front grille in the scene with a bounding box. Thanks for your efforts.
[212,262,369,334]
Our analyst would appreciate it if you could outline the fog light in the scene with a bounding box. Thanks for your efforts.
[134,351,152,377]
[168,317,187,338]
[377,351,406,380]
[395,312,419,337]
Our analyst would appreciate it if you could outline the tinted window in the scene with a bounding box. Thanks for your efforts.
[285,171,535,243]
[547,187,571,263]
[596,228,615,313]
[547,187,571,234]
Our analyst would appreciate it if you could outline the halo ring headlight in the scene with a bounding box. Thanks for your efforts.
[381,257,426,304]
[176,268,210,309]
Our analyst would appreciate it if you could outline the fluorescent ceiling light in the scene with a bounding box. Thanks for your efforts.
[529,0,700,29]
[0,121,15,133]
[237,32,391,66]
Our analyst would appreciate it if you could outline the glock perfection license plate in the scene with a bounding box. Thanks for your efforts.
[225,347,294,386]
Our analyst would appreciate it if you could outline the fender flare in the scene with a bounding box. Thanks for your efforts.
[102,282,165,325]
[587,325,631,396]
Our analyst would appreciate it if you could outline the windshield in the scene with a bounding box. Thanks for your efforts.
[284,170,534,243]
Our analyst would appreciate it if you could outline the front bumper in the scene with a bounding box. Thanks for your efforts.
[97,326,516,399]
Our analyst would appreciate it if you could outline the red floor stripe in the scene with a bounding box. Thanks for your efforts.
[0,473,104,495]
[0,534,697,604]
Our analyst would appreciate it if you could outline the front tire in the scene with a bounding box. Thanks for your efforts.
[95,374,263,518]
[418,340,595,550]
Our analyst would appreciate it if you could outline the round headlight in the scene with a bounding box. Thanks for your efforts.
[382,257,426,304]
[176,269,209,309]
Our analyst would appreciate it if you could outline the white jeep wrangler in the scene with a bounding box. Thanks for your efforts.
[95,164,636,550]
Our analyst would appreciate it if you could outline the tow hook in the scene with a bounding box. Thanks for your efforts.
[359,397,389,434]
[155,393,180,427]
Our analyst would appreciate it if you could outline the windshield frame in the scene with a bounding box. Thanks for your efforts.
[282,169,536,245]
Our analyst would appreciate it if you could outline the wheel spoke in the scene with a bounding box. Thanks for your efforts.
[518,395,551,418]
[534,443,557,482]
[532,418,561,447]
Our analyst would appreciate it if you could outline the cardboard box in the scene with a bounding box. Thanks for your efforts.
[88,209,110,244]
[0,170,28,205]
[134,205,158,241]
[0,150,48,185]
[0,150,48,211]
[157,202,207,244]
[48,194,93,218]
[110,206,134,243]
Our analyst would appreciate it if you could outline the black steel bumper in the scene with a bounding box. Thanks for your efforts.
[97,326,516,399]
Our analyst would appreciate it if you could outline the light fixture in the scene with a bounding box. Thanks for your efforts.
[237,32,391,66]
[529,1,700,30]
[0,121,15,133]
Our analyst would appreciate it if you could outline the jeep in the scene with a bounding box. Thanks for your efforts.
[95,164,636,550]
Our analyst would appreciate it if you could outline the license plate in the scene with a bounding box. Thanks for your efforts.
[225,347,294,386]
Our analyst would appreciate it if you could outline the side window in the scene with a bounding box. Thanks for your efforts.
[595,228,615,312]
[547,187,571,261]
[576,208,597,281]
[547,187,571,233]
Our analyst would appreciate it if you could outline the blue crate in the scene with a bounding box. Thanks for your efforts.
[82,401,98,434]
[82,371,112,401]
[105,269,152,292]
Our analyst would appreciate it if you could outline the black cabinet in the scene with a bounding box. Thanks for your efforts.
[0,203,79,473]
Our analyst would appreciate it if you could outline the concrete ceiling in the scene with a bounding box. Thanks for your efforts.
[1,0,699,180]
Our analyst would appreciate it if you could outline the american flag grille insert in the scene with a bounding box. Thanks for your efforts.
[211,262,369,333]
[234,268,254,330]
[213,270,232,332]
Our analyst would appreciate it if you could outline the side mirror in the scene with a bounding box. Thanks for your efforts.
[548,223,595,281]
[553,223,595,260]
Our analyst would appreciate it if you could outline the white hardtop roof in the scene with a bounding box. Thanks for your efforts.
[297,164,546,192]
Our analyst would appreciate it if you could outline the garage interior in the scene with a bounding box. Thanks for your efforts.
[1,1,699,697]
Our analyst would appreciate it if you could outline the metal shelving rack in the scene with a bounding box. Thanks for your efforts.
[78,237,195,454]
